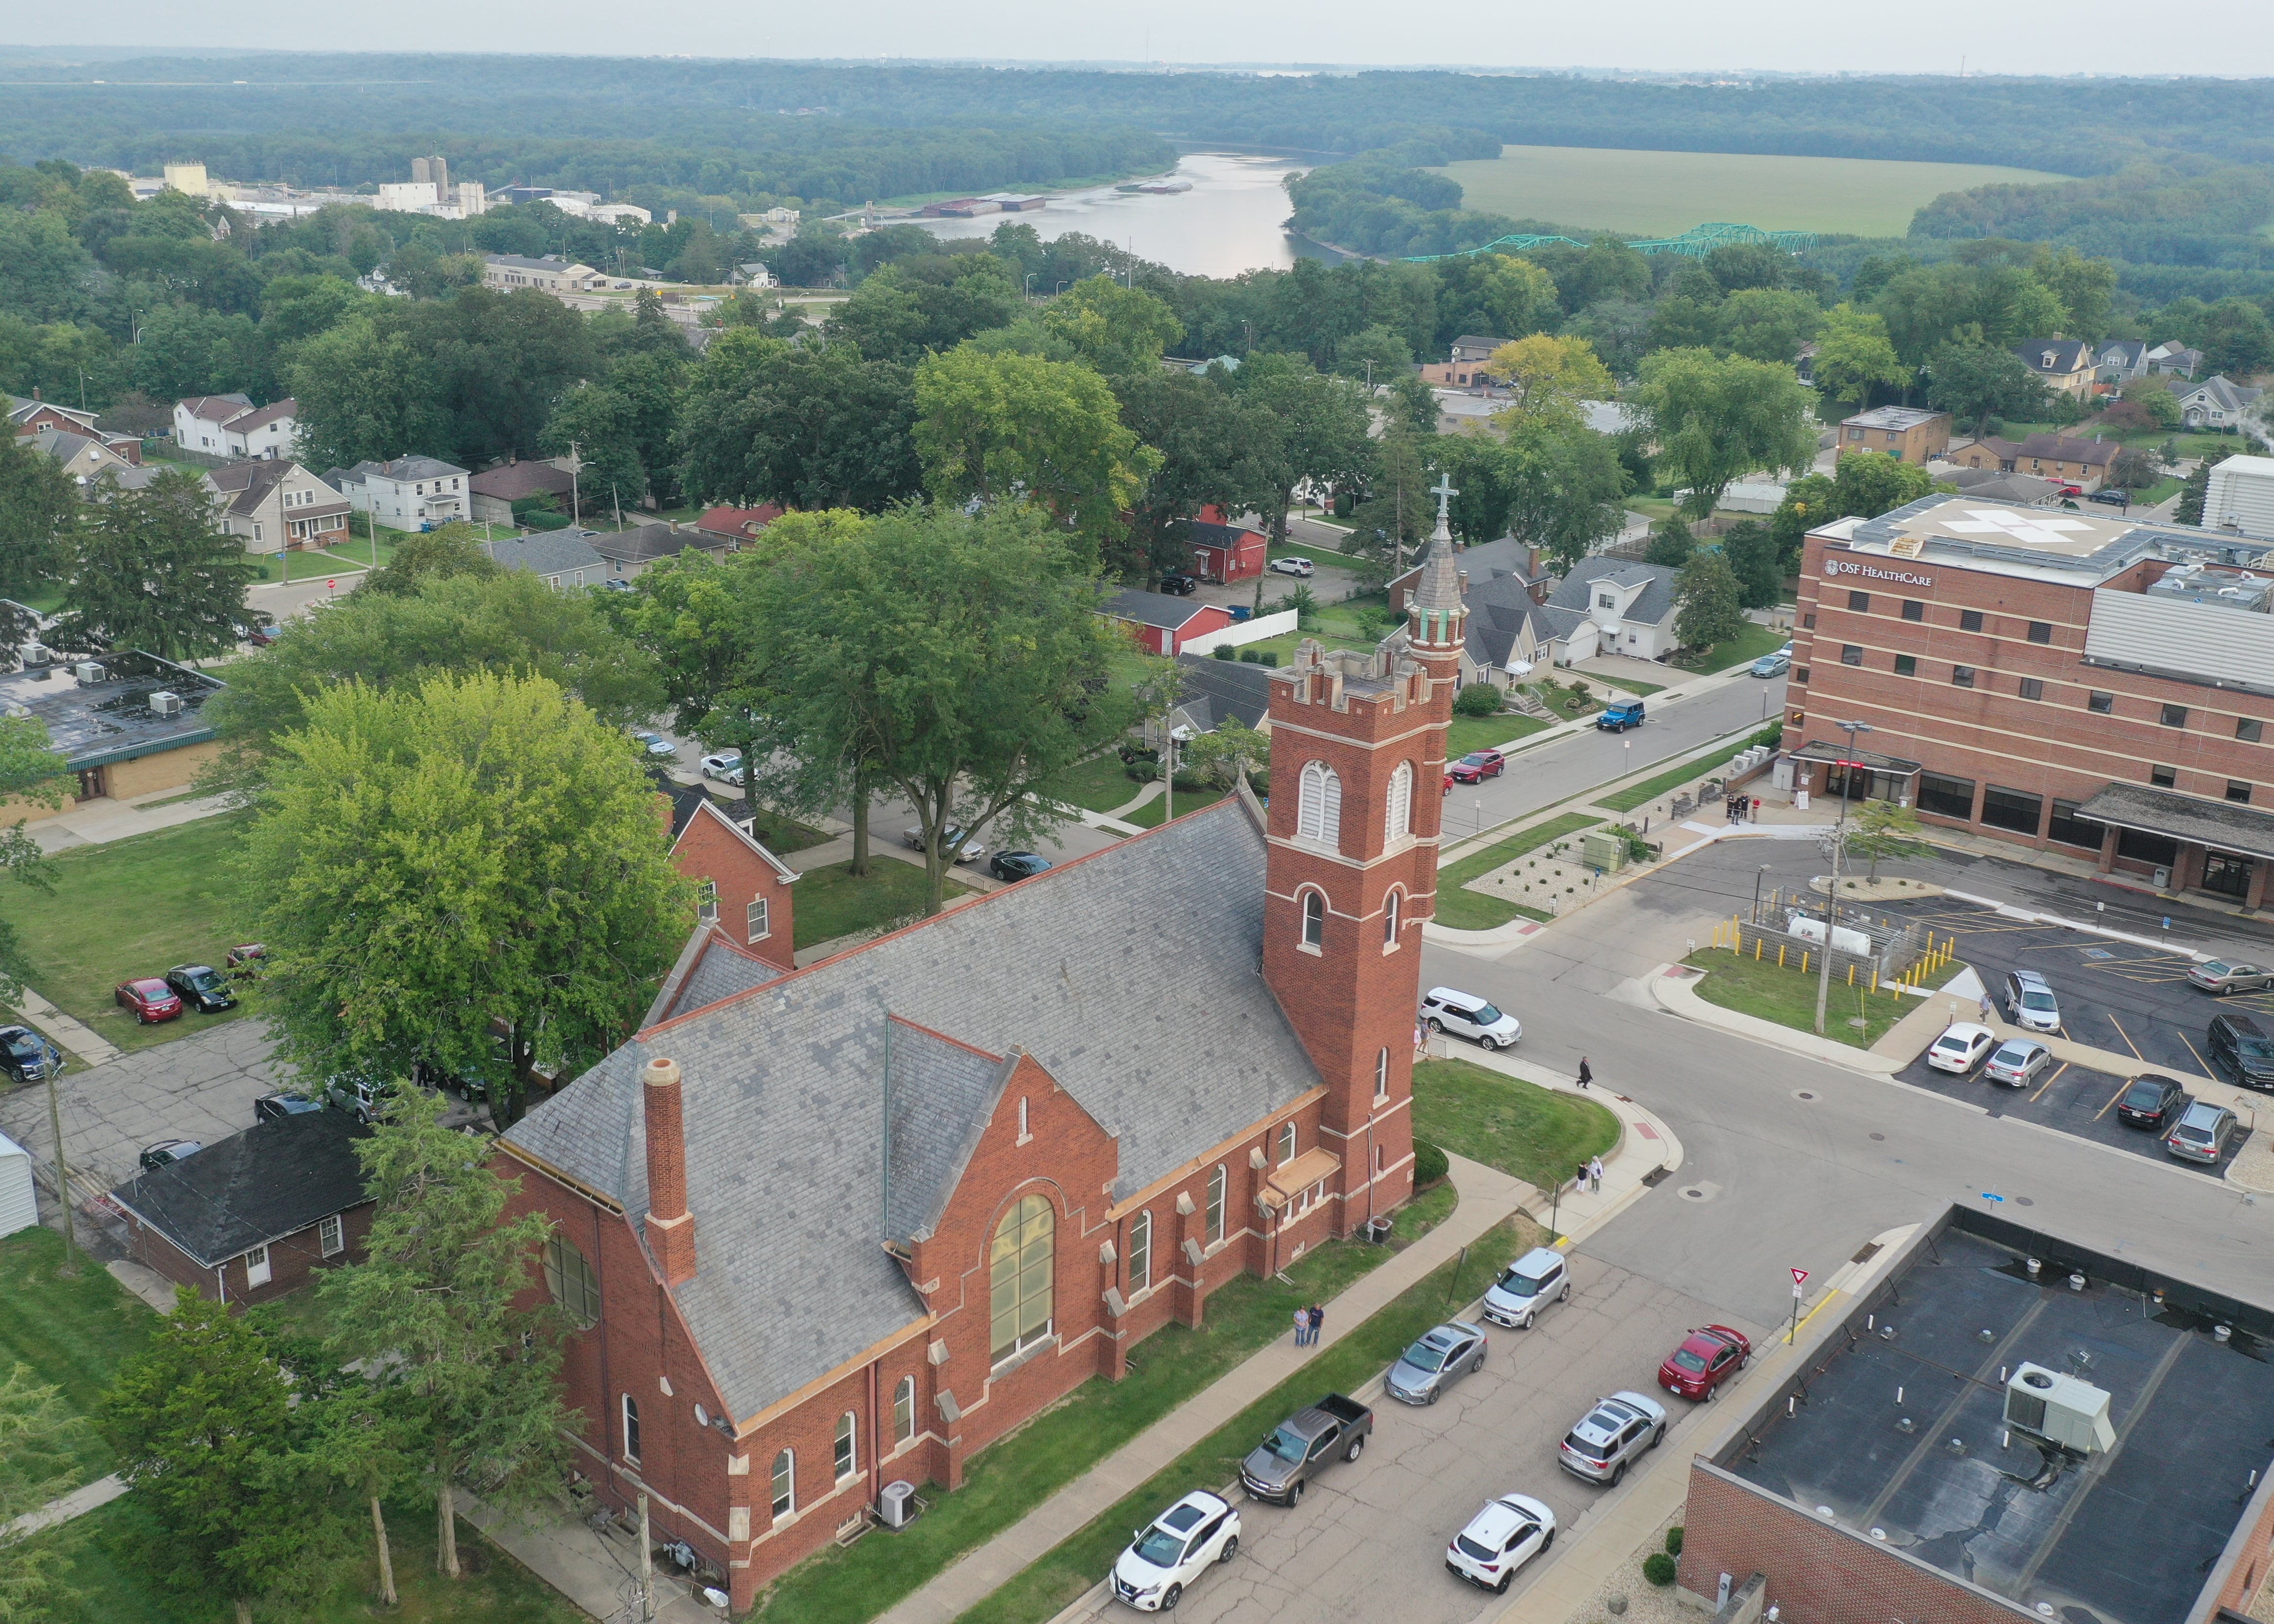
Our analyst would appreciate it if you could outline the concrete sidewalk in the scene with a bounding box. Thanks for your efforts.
[1,1472,126,1541]
[461,1488,722,1624]
[30,788,235,853]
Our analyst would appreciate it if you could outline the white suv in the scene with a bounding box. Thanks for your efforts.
[1445,1493,1556,1594]
[1111,1490,1240,1612]
[1481,1246,1570,1329]
[1421,987,1521,1050]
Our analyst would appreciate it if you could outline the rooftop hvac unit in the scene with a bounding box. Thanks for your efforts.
[147,690,183,719]
[2004,1363,2115,1454]
[74,661,105,687]
[21,643,48,669]
[879,1480,917,1530]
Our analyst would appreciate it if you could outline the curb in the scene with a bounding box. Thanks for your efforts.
[1647,962,1904,1075]
[1941,888,2217,963]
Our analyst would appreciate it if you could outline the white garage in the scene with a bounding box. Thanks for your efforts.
[0,1129,38,1239]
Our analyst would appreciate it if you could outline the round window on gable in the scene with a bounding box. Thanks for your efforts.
[695,1403,709,1428]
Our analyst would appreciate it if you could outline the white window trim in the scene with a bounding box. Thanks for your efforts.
[318,1213,344,1258]
[834,1411,859,1483]
[746,895,769,942]
[771,1449,795,1520]
[1127,1211,1152,1293]
[1299,888,1326,956]
[696,880,718,921]
[1277,1121,1297,1165]
[893,1376,916,1444]
[622,1394,641,1464]
[1206,1164,1227,1246]
[242,1244,271,1288]
[1383,889,1401,951]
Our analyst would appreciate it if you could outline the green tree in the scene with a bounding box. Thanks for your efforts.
[55,466,256,660]
[541,381,645,514]
[1235,352,1374,547]
[0,434,73,610]
[1645,518,1696,568]
[319,1088,570,1581]
[240,671,692,1120]
[1041,275,1183,376]
[1484,333,1616,428]
[0,716,65,1003]
[1472,254,1561,340]
[1435,418,1628,570]
[827,253,1025,365]
[0,1364,88,1623]
[1767,452,1942,573]
[1809,304,1907,412]
[359,522,505,597]
[1113,369,1277,582]
[675,333,921,512]
[1633,348,1819,519]
[1346,422,1432,574]
[914,345,1159,558]
[744,503,1144,913]
[2031,247,2118,341]
[287,317,449,472]
[1333,323,1414,385]
[1716,288,1823,366]
[1925,338,2049,435]
[2177,458,2212,526]
[1181,716,1270,789]
[1721,518,1784,610]
[1674,549,1746,652]
[1840,798,1935,882]
[104,1292,352,1624]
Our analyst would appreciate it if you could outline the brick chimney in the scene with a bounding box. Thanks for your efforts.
[643,1057,697,1286]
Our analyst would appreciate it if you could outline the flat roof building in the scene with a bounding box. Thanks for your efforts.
[1788,496,2274,908]
[1838,405,1950,464]
[0,645,227,813]
[1681,1204,2274,1624]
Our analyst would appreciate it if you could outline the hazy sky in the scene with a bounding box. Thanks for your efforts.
[8,0,2270,79]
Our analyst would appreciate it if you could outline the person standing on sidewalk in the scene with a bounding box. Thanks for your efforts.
[1293,1306,1309,1347]
[1589,1155,1604,1193]
[1308,1304,1324,1345]
[1577,1056,1593,1090]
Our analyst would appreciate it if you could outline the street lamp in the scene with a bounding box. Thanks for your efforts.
[1024,273,1037,297]
[1753,863,1771,924]
[1813,720,1873,1037]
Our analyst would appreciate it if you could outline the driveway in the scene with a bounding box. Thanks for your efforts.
[0,1019,289,1195]
[1071,1254,1762,1624]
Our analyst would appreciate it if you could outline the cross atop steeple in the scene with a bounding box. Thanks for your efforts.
[1429,472,1458,523]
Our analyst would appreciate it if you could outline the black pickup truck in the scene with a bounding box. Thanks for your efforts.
[1239,1393,1373,1506]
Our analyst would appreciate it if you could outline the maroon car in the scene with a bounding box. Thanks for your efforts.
[115,978,184,1024]
[1657,1325,1752,1400]
[1449,750,1506,784]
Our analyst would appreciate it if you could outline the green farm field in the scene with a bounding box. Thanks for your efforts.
[1430,145,2070,238]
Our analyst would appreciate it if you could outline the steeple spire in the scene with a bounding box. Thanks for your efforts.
[1407,474,1465,661]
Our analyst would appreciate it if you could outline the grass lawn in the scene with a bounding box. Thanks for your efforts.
[1528,682,1602,722]
[1583,671,1666,697]
[1428,144,2065,237]
[1038,752,1146,815]
[1124,785,1227,828]
[791,858,971,950]
[950,1212,1535,1624]
[1445,713,1551,757]
[750,1222,1426,1624]
[0,1226,157,1479]
[9,811,262,1054]
[1597,743,1750,814]
[31,1496,589,1624]
[1675,622,1786,674]
[741,802,832,856]
[1409,1058,1622,1191]
[1433,812,1600,931]
[1681,949,1956,1049]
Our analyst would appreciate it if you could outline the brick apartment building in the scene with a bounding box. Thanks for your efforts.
[1837,405,1950,463]
[488,540,1465,1609]
[1788,496,2274,909]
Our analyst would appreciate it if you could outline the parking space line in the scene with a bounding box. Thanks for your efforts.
[2179,1030,2215,1076]
[2030,1061,2070,1104]
[2107,1014,2144,1060]
[2094,1078,2133,1121]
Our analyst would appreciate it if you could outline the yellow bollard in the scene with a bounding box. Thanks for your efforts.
[1757,938,1764,961]
[1871,967,1880,993]
[1778,943,1786,967]
[1801,951,1810,975]
[1847,963,1856,987]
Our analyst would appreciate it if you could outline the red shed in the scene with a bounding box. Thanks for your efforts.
[1099,589,1237,656]
[1187,515,1268,584]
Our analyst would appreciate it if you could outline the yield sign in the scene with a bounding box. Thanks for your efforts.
[1790,1267,1810,1286]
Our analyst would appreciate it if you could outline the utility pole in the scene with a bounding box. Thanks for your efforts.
[1813,720,1873,1037]
[566,441,584,526]
[45,1064,77,1276]
[637,1493,654,1622]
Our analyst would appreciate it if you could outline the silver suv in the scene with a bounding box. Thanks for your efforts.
[1557,1391,1669,1486]
[1481,1247,1570,1330]
[2003,969,2061,1033]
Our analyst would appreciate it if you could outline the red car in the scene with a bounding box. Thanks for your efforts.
[1449,750,1506,784]
[115,978,184,1023]
[1657,1325,1752,1400]
[1443,769,1456,795]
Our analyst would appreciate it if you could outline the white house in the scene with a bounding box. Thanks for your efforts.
[173,395,301,460]
[208,460,351,555]
[2171,375,2265,432]
[1545,555,1683,662]
[329,456,470,530]
[0,1129,35,1240]
[481,531,607,590]
[481,255,603,294]
[2205,455,2274,539]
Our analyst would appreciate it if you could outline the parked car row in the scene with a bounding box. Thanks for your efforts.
[114,963,240,1026]
[1928,1016,2243,1164]
[1115,1248,1756,1610]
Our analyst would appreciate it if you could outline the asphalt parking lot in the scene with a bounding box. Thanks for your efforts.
[1876,896,2251,1080]
[1890,1048,2249,1177]
[1063,1251,1764,1624]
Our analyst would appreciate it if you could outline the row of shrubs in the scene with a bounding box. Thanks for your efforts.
[1209,646,1282,666]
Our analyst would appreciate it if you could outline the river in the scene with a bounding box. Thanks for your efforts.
[906,151,1323,280]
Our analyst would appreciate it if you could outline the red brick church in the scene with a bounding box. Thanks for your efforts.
[493,536,1471,1612]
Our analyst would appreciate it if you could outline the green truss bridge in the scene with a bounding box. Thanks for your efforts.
[1400,221,1819,263]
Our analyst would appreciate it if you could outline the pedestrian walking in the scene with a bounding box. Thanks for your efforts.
[1413,1022,1427,1057]
[1577,1056,1593,1090]
[1589,1155,1605,1194]
[1308,1304,1324,1345]
[1293,1306,1309,1347]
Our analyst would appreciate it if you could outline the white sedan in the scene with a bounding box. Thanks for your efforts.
[1926,1022,1996,1075]
[903,825,986,864]
[1111,1489,1240,1612]
[1269,555,1315,576]
[699,752,744,786]
[1445,1492,1556,1595]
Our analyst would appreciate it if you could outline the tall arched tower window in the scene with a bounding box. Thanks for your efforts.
[1301,889,1326,948]
[1298,761,1342,845]
[989,1194,1055,1365]
[1384,889,1401,946]
[1386,761,1413,842]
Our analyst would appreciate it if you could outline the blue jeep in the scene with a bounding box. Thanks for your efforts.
[1597,698,1647,732]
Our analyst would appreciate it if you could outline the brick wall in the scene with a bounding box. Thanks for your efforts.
[1790,533,2274,857]
[670,804,797,973]
[1681,1462,2038,1624]
[126,1200,372,1310]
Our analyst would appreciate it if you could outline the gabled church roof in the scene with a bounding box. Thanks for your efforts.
[500,797,1319,1422]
